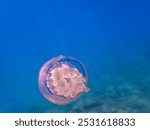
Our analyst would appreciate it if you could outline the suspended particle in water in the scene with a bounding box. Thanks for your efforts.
[38,55,90,105]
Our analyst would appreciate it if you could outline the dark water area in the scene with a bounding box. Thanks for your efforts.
[0,0,150,112]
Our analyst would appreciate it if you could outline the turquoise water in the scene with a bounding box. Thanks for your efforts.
[0,0,150,112]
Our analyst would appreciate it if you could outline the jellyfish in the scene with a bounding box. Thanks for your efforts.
[38,55,90,105]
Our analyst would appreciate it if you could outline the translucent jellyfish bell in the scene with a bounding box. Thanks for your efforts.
[38,55,90,105]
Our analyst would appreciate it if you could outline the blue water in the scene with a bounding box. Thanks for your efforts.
[0,0,150,112]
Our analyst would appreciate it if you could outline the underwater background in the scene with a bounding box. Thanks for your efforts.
[0,0,150,112]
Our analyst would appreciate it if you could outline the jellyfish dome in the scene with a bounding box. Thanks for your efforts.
[38,55,90,105]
